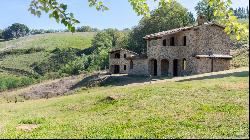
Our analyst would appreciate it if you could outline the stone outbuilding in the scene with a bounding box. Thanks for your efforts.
[108,16,232,77]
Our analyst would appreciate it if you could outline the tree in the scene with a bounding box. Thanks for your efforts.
[9,23,30,38]
[2,23,29,40]
[0,29,3,39]
[195,0,216,22]
[28,0,248,41]
[76,26,99,32]
[2,27,14,40]
[127,1,195,53]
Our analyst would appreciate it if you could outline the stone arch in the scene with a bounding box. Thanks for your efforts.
[149,59,157,76]
[161,59,169,76]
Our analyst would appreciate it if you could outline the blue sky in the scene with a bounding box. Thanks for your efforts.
[0,0,249,30]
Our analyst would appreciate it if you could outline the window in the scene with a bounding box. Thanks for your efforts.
[124,65,126,70]
[124,54,127,58]
[130,60,133,69]
[114,53,120,58]
[183,36,187,46]
[182,58,187,70]
[163,39,167,46]
[170,37,175,46]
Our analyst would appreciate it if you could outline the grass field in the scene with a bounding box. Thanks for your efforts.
[0,71,248,139]
[0,32,95,50]
[0,51,49,73]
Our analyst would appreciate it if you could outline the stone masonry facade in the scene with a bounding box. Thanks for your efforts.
[108,16,232,77]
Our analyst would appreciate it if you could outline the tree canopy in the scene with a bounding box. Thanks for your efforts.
[195,0,216,21]
[2,23,30,40]
[126,1,195,53]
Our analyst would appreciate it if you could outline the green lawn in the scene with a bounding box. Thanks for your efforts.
[0,32,95,50]
[0,71,248,139]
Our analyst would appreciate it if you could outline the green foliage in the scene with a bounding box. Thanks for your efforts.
[0,51,49,73]
[29,0,80,32]
[32,48,80,75]
[232,7,249,19]
[0,29,3,39]
[59,57,85,75]
[127,1,195,53]
[2,23,29,40]
[0,73,35,91]
[77,26,99,32]
[195,0,217,21]
[209,0,249,41]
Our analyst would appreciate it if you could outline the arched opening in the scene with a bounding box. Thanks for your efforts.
[115,53,120,58]
[149,59,157,76]
[161,59,169,76]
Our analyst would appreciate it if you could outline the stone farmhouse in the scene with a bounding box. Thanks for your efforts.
[108,16,232,77]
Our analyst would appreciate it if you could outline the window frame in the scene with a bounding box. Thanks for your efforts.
[170,37,175,46]
[162,39,167,46]
[183,36,187,46]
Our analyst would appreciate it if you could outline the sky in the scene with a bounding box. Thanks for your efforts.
[0,0,249,30]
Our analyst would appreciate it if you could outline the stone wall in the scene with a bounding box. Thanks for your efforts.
[128,59,149,75]
[213,58,231,72]
[109,50,135,74]
[145,24,231,76]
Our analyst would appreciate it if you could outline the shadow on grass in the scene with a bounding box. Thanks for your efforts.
[176,70,249,82]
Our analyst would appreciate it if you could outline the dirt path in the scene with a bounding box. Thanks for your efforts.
[119,67,249,87]
[0,67,248,101]
[0,74,85,100]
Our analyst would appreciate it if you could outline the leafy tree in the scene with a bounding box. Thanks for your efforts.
[2,27,14,40]
[127,1,195,53]
[10,23,30,38]
[195,0,216,21]
[2,23,29,40]
[0,29,3,39]
[76,26,99,32]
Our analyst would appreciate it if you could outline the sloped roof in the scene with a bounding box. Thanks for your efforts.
[143,22,225,40]
[126,53,148,60]
[108,48,138,55]
[195,54,232,59]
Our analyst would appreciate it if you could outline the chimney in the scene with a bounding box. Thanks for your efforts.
[197,15,206,25]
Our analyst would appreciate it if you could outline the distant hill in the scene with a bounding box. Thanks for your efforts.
[0,32,95,51]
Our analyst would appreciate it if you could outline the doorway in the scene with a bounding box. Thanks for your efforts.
[150,59,157,76]
[173,59,178,76]
[114,65,120,74]
[161,59,169,76]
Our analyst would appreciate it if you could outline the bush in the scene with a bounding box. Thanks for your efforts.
[0,74,35,91]
[32,48,81,75]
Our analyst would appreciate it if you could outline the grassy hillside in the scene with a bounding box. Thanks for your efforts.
[0,71,248,139]
[0,32,95,50]
[0,51,49,73]
[0,32,95,91]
